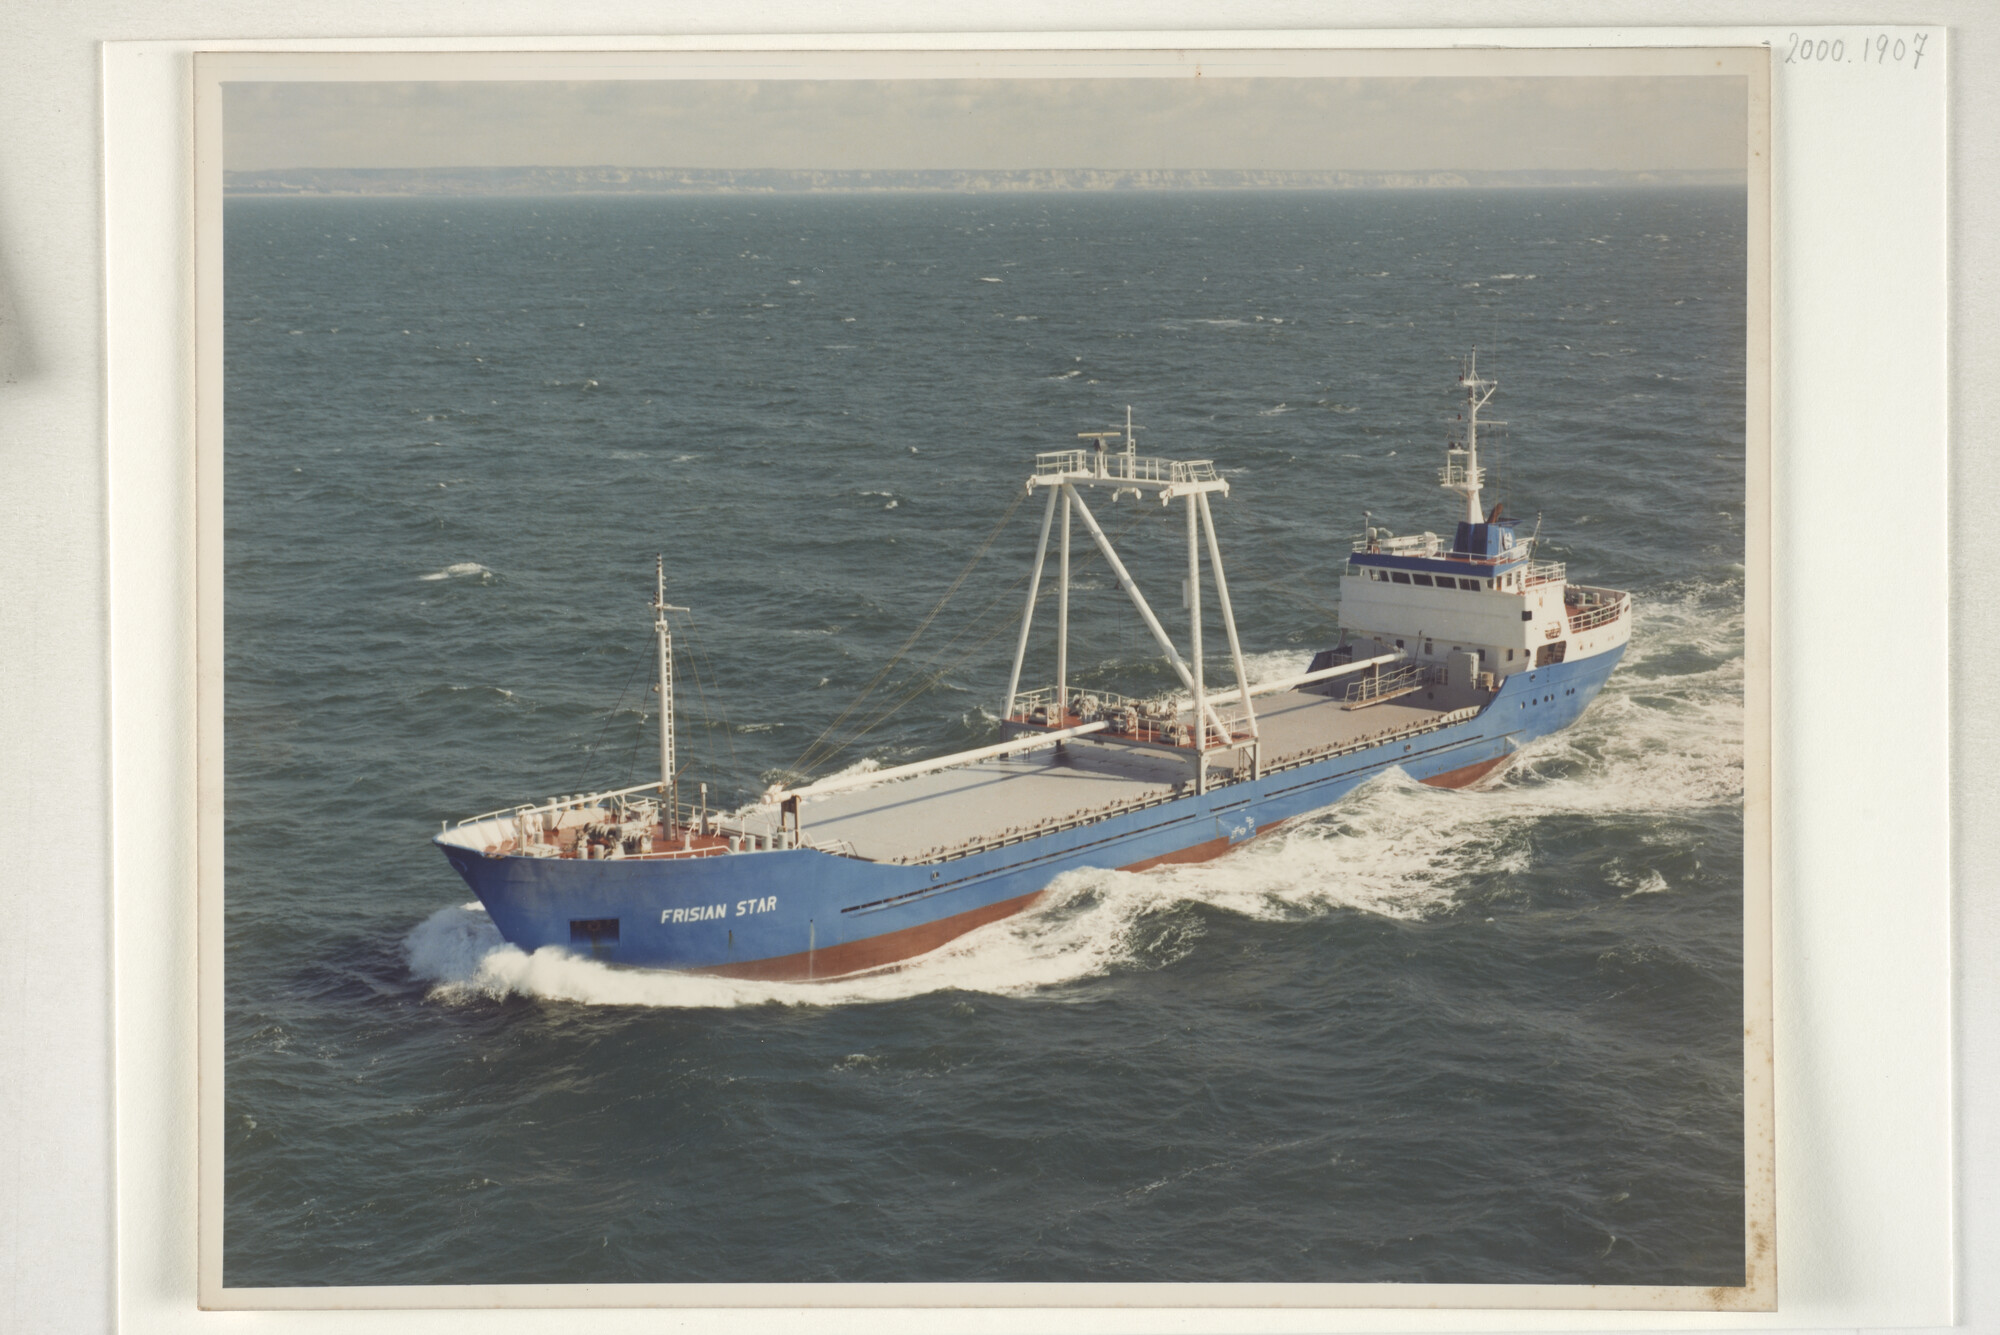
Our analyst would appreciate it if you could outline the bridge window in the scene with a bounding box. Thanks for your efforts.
[1411,574,1433,587]
[1460,578,1480,591]
[1391,572,1411,584]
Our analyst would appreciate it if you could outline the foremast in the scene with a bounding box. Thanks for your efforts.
[653,555,688,828]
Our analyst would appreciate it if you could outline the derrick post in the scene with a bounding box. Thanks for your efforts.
[1187,492,1206,795]
[1003,484,1059,724]
[1058,487,1071,722]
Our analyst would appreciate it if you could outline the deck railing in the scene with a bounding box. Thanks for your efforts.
[1030,450,1220,487]
[1521,559,1567,587]
[1565,591,1629,632]
[1347,534,1563,584]
[1354,530,1446,558]
[1009,683,1251,750]
[1341,662,1445,706]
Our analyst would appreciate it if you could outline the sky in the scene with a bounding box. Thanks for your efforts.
[223,77,1749,174]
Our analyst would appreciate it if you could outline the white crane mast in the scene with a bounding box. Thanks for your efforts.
[1006,415,1261,792]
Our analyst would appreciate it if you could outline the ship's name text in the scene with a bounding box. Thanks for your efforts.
[661,896,777,925]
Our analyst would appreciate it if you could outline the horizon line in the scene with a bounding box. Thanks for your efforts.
[223,164,1749,198]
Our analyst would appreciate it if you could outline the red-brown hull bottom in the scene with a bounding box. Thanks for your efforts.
[1419,753,1513,790]
[695,888,1047,982]
[702,754,1510,982]
[701,831,1265,982]
[1117,835,1234,872]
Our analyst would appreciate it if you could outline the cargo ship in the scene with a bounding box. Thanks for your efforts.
[434,355,1632,980]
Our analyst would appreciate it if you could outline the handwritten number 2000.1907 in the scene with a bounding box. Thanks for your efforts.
[1786,32,1927,68]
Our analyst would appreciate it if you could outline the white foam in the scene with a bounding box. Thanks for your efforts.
[403,885,1171,1010]
[418,562,491,582]
[1240,648,1315,684]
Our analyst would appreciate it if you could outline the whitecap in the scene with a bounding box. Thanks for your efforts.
[418,562,491,582]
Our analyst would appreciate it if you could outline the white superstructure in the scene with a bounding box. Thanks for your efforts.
[1332,354,1632,685]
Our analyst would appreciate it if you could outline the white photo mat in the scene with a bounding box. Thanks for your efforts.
[103,24,1944,1332]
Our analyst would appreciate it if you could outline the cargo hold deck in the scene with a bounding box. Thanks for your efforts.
[738,678,1494,864]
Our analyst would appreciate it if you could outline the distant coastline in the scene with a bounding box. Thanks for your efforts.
[224,165,1748,198]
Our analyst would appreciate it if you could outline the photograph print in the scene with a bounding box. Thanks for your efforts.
[202,46,1770,1305]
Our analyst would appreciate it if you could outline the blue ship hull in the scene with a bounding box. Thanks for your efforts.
[436,647,1624,980]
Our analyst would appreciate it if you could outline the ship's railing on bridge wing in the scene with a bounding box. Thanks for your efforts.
[1353,530,1446,557]
[1347,532,1563,584]
[1520,559,1567,587]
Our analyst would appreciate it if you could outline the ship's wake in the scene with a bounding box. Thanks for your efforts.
[405,581,1742,1010]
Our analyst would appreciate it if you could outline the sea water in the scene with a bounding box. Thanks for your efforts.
[223,188,1746,1286]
